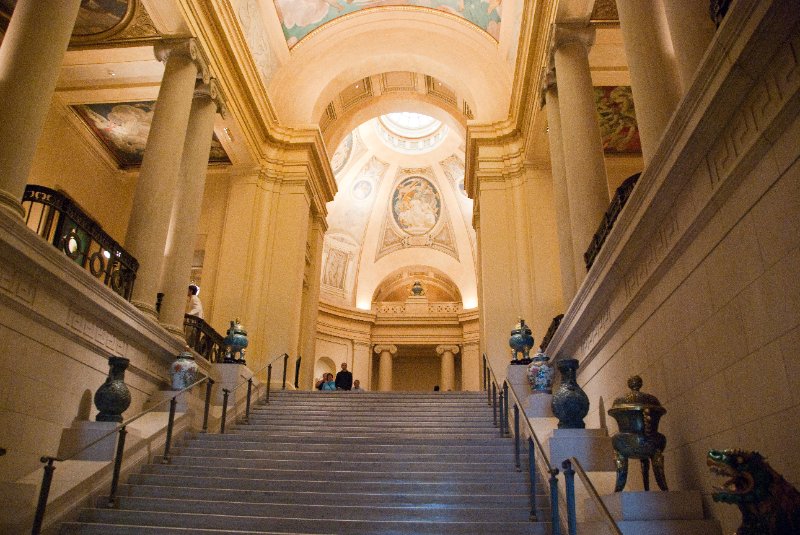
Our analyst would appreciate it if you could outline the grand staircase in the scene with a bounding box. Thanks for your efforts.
[61,391,550,534]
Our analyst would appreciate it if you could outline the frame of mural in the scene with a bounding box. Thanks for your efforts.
[273,0,502,48]
[72,101,231,169]
[0,0,136,43]
[594,86,641,154]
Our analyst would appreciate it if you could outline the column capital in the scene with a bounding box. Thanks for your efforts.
[154,38,210,83]
[194,78,227,118]
[374,344,397,355]
[551,23,595,54]
[539,66,557,108]
[435,345,461,355]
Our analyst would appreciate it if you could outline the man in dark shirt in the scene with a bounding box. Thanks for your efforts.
[335,362,353,390]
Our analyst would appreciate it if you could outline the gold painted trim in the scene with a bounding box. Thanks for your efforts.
[70,0,138,45]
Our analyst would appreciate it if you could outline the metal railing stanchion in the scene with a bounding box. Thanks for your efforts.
[161,397,177,464]
[31,457,56,534]
[513,404,521,471]
[502,382,510,436]
[266,364,272,403]
[491,382,497,427]
[563,459,577,535]
[202,378,214,433]
[220,389,230,434]
[550,468,562,535]
[244,378,253,423]
[281,354,288,389]
[294,356,301,389]
[107,426,127,507]
[527,437,537,521]
[499,383,506,436]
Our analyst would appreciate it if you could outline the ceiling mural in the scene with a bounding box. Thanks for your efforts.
[594,86,641,154]
[326,155,389,242]
[331,132,354,175]
[272,0,502,48]
[232,0,278,88]
[72,101,231,168]
[1,0,134,39]
[391,176,441,236]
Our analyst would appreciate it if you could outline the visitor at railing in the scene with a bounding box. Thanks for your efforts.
[21,185,138,300]
[183,314,225,363]
[583,172,641,270]
[186,283,204,318]
[315,373,336,390]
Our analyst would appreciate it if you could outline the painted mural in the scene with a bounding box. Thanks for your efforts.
[322,247,349,289]
[331,132,354,176]
[273,0,502,48]
[0,0,131,36]
[594,86,641,154]
[392,176,441,236]
[72,101,230,168]
[232,0,278,87]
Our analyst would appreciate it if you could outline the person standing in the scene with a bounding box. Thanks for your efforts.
[186,284,203,318]
[335,362,352,390]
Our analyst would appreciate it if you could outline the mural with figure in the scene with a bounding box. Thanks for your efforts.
[273,0,502,47]
[1,0,132,37]
[72,101,230,168]
[594,86,641,154]
[392,176,441,236]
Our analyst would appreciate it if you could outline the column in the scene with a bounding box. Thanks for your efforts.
[662,0,717,92]
[552,24,609,282]
[296,215,326,390]
[616,0,683,162]
[436,345,459,392]
[125,39,206,317]
[352,341,372,391]
[159,80,224,334]
[374,345,397,392]
[0,0,82,217]
[461,342,481,391]
[542,70,578,304]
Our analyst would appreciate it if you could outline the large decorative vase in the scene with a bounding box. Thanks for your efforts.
[527,350,554,394]
[410,281,425,296]
[94,356,132,423]
[171,347,199,390]
[223,318,248,364]
[509,319,534,364]
[551,358,589,429]
[608,376,668,492]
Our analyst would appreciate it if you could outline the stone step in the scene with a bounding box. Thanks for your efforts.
[126,472,534,495]
[222,429,504,440]
[140,463,526,483]
[173,445,519,461]
[245,415,496,425]
[191,433,511,447]
[101,495,538,523]
[66,509,550,534]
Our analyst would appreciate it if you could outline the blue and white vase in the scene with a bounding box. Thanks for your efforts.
[527,350,554,394]
[171,348,198,390]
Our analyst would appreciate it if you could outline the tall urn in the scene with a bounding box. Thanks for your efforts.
[551,358,589,429]
[94,356,132,423]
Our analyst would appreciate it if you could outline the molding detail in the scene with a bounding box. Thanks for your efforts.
[0,263,37,305]
[66,308,129,357]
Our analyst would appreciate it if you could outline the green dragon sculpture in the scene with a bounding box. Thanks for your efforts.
[707,449,800,535]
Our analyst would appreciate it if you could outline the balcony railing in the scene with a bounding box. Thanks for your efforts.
[184,314,225,363]
[21,185,138,300]
[584,173,641,270]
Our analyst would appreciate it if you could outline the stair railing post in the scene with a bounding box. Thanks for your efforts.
[107,425,127,507]
[244,378,253,423]
[294,355,301,389]
[550,467,561,535]
[281,354,288,390]
[491,382,497,427]
[266,364,272,403]
[527,437,538,521]
[563,459,577,535]
[31,457,56,535]
[220,388,230,434]
[499,384,506,437]
[513,403,521,471]
[502,382,510,436]
[201,378,213,433]
[161,396,177,464]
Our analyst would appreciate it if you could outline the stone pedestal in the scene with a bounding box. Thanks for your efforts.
[590,491,722,535]
[549,428,615,471]
[507,364,554,417]
[145,390,190,413]
[405,295,429,315]
[527,393,554,417]
[57,421,141,461]
[211,362,253,405]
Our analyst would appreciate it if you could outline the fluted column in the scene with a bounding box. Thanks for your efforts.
[436,345,459,392]
[616,0,683,162]
[159,80,224,334]
[374,344,397,392]
[125,39,207,317]
[0,0,82,217]
[662,0,717,92]
[551,24,609,282]
[542,69,578,304]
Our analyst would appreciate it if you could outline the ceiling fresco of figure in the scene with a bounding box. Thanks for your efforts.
[0,0,133,37]
[72,101,231,168]
[272,0,503,48]
[594,86,641,154]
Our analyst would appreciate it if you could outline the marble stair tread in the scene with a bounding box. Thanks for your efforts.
[67,509,550,534]
[176,444,517,458]
[193,433,511,445]
[101,496,539,522]
[615,519,722,535]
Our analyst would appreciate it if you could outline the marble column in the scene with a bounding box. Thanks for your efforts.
[616,0,683,162]
[436,345,459,392]
[0,0,82,218]
[542,70,578,304]
[159,80,224,334]
[352,341,372,390]
[551,24,609,282]
[374,344,397,392]
[296,215,326,389]
[125,39,206,317]
[662,0,717,92]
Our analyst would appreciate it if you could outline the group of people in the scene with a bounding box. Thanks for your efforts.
[316,363,364,391]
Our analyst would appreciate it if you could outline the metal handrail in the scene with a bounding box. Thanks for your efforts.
[571,457,623,535]
[32,375,211,534]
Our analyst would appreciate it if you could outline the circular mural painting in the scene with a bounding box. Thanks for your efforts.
[330,133,353,176]
[352,180,372,200]
[392,176,441,236]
